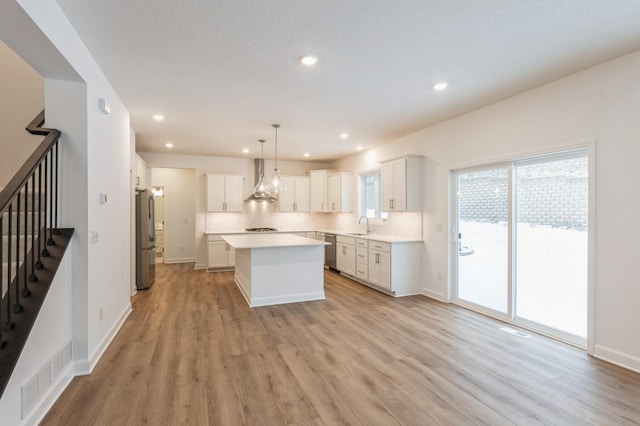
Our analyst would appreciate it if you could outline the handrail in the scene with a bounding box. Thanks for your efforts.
[0,109,69,400]
[0,110,60,215]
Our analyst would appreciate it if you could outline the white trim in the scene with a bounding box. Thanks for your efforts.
[194,263,207,270]
[421,288,446,302]
[234,277,324,307]
[593,345,640,374]
[164,257,196,264]
[76,302,132,375]
[586,140,597,355]
[22,363,74,426]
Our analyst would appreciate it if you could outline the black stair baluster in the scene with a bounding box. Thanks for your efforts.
[47,149,55,247]
[14,193,23,313]
[53,141,59,235]
[29,173,37,282]
[5,204,14,331]
[42,155,50,258]
[0,214,5,348]
[22,185,31,297]
[36,163,43,268]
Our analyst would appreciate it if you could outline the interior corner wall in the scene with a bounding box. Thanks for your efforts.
[44,78,90,367]
[151,167,197,263]
[15,0,134,376]
[0,40,44,188]
[333,49,640,372]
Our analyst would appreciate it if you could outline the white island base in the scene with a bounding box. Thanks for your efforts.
[221,234,327,307]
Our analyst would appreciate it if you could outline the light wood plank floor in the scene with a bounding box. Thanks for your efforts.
[42,263,640,425]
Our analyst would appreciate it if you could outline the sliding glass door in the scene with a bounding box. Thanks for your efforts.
[514,155,588,339]
[456,166,511,315]
[453,150,588,343]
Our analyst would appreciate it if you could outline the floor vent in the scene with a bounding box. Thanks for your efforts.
[500,327,530,339]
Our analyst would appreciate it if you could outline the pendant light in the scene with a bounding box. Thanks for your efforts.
[253,139,271,198]
[266,124,287,195]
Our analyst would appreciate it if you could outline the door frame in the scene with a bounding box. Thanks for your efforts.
[448,142,596,352]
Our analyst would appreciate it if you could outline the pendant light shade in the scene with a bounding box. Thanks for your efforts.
[253,139,271,198]
[266,124,287,195]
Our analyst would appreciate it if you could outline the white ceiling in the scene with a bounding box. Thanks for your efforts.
[56,0,640,162]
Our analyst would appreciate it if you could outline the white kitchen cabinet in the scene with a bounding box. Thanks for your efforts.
[207,236,235,270]
[310,170,336,212]
[368,241,391,290]
[355,239,368,281]
[336,235,356,276]
[327,172,354,213]
[279,176,310,212]
[135,154,150,190]
[381,156,422,212]
[206,173,244,212]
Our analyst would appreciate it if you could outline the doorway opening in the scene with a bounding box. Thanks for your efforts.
[152,186,165,264]
[453,149,589,345]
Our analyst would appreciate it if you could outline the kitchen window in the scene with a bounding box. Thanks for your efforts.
[361,170,388,220]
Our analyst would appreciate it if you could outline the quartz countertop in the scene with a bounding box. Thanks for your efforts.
[221,233,329,249]
[206,229,421,244]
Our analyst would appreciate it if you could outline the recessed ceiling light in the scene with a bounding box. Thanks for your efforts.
[433,82,448,91]
[300,55,318,66]
[242,148,250,154]
[340,133,349,139]
[165,143,174,148]
[153,114,165,121]
[356,146,364,151]
[303,153,310,157]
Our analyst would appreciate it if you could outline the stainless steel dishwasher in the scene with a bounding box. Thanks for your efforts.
[324,233,337,270]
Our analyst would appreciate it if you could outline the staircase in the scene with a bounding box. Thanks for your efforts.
[0,111,73,398]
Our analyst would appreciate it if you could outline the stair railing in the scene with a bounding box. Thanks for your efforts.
[0,110,65,397]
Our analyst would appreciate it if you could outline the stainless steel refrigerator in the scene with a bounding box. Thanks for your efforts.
[136,189,156,290]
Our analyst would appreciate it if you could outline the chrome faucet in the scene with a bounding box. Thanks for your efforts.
[358,215,370,233]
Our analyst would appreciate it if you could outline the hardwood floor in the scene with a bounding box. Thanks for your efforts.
[42,263,640,425]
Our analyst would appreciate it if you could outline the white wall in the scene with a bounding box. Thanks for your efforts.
[140,152,335,268]
[0,239,73,426]
[3,0,133,384]
[334,49,640,372]
[0,40,44,188]
[151,167,196,263]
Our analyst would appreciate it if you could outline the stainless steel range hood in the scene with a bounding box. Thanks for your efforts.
[245,158,278,202]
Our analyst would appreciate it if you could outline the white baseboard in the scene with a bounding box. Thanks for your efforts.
[164,257,196,264]
[75,302,132,375]
[421,287,446,302]
[593,344,640,374]
[23,363,74,426]
[194,263,207,270]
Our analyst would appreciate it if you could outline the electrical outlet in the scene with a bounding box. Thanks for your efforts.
[90,230,99,244]
[99,307,103,321]
[437,272,443,281]
[436,224,443,232]
[180,246,184,252]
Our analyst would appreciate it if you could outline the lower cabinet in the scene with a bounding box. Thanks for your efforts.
[368,247,391,290]
[336,235,356,277]
[207,237,235,270]
[338,238,421,297]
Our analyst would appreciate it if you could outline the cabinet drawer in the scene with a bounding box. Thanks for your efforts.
[356,247,368,264]
[356,239,368,248]
[337,235,355,245]
[356,262,368,281]
[369,241,390,252]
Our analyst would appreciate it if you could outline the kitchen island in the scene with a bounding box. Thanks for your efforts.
[220,233,329,307]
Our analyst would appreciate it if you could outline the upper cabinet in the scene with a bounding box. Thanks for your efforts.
[206,173,244,212]
[135,154,151,190]
[327,172,354,213]
[381,156,422,212]
[310,170,353,213]
[279,176,310,212]
[309,170,334,212]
